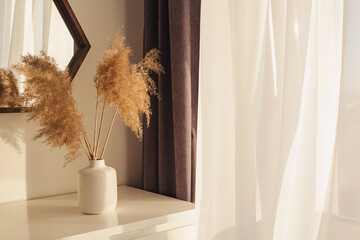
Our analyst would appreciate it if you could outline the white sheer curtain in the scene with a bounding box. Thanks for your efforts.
[0,0,73,70]
[196,0,345,239]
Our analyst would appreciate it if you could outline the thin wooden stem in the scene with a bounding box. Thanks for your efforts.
[82,134,93,159]
[92,95,99,155]
[95,102,106,159]
[100,108,117,160]
[80,140,91,159]
[80,123,93,159]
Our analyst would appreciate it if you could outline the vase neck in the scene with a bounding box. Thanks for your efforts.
[88,159,105,168]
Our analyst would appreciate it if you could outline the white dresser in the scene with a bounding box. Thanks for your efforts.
[0,186,196,240]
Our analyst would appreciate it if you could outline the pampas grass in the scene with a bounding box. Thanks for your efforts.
[13,52,89,165]
[0,68,22,107]
[12,34,163,165]
[94,34,163,159]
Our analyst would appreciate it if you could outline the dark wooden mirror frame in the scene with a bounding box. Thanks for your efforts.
[0,0,91,113]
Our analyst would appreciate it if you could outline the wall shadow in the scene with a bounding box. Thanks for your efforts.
[0,113,25,153]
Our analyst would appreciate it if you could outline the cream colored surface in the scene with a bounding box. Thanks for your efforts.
[0,186,195,240]
[0,0,144,204]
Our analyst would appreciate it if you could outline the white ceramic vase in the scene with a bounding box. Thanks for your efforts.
[78,159,117,214]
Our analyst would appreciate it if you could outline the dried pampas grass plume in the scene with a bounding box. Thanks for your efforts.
[13,52,86,165]
[94,34,164,140]
[0,68,22,107]
[7,34,163,165]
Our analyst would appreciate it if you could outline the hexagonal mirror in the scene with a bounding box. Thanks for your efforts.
[0,0,90,113]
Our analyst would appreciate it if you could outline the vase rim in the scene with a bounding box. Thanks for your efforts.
[88,159,105,167]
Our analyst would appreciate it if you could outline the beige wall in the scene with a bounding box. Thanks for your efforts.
[0,0,144,204]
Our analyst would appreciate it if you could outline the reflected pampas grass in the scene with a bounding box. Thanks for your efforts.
[0,68,22,107]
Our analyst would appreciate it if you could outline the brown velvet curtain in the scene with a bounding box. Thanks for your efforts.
[142,0,201,202]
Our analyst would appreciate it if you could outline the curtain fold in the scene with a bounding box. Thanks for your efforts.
[142,0,201,202]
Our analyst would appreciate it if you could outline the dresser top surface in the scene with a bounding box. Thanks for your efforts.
[0,186,195,240]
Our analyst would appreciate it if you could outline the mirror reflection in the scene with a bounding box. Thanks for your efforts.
[0,0,75,108]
